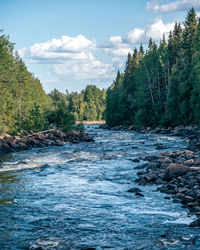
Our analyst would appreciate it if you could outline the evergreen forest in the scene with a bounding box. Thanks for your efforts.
[0,31,106,135]
[106,8,200,128]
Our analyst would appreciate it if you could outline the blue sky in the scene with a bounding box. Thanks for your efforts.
[1,0,200,93]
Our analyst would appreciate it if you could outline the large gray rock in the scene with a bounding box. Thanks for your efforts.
[164,163,190,180]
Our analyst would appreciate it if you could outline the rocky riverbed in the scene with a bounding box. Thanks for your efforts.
[0,126,200,249]
[132,149,200,227]
[0,129,94,155]
[101,124,200,227]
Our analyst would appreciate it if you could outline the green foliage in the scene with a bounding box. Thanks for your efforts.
[0,31,49,135]
[47,89,75,132]
[74,122,85,136]
[106,8,200,128]
[67,85,106,121]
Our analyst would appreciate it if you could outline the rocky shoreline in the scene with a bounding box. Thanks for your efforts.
[100,124,200,227]
[130,149,200,227]
[0,129,94,155]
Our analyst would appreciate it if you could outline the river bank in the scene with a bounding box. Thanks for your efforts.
[100,124,200,226]
[0,129,94,155]
[131,149,200,227]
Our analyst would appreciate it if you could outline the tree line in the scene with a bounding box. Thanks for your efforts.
[106,8,200,128]
[0,31,106,135]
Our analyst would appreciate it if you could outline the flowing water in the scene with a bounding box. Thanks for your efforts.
[0,126,200,249]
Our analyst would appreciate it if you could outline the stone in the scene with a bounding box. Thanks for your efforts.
[164,163,190,180]
[0,143,13,154]
[8,142,22,150]
[190,167,200,172]
[184,159,194,166]
[160,157,173,164]
[130,158,140,162]
[189,218,200,227]
[143,155,160,162]
[127,187,142,193]
[135,192,144,197]
[181,196,194,204]
[143,171,157,182]
[36,133,46,140]
[55,140,64,146]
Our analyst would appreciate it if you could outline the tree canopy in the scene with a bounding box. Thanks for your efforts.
[106,8,200,128]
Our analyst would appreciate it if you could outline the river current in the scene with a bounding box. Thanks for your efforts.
[0,126,200,249]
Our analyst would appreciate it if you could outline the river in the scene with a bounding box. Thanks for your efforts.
[0,126,199,249]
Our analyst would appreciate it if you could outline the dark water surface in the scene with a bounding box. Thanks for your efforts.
[0,126,200,249]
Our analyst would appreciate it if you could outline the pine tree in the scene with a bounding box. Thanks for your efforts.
[179,8,197,124]
[190,18,200,126]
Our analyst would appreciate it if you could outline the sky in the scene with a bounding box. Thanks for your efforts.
[1,0,200,93]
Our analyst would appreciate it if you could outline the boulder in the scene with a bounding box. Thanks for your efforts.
[0,143,13,154]
[184,159,194,166]
[55,140,64,146]
[8,142,22,150]
[135,192,144,197]
[36,133,46,140]
[164,163,190,180]
[130,158,140,162]
[143,171,158,182]
[127,187,142,193]
[189,218,200,227]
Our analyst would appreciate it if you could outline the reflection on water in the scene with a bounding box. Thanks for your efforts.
[0,172,20,206]
[0,126,199,249]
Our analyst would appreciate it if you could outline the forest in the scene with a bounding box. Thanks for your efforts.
[0,30,106,135]
[1,8,200,135]
[106,8,200,128]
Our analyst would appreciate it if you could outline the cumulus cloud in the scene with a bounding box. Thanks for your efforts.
[145,18,174,40]
[123,18,174,45]
[19,34,116,81]
[124,28,145,44]
[146,0,200,13]
[18,18,176,85]
[19,34,96,63]
[100,36,133,56]
[54,53,114,80]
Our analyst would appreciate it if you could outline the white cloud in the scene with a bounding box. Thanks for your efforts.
[124,28,145,44]
[18,18,176,87]
[146,18,174,40]
[100,36,133,56]
[19,34,96,62]
[54,53,114,80]
[123,18,174,45]
[147,0,200,13]
[19,34,116,81]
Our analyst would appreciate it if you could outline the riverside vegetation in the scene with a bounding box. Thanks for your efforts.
[0,30,105,152]
[0,29,106,136]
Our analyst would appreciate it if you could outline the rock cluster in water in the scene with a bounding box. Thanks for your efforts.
[102,124,200,227]
[133,150,200,227]
[0,129,94,155]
